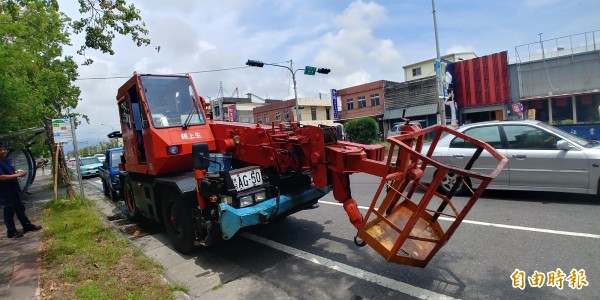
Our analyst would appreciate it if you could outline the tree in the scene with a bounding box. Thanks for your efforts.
[0,0,152,199]
[344,117,380,144]
[0,0,152,151]
[71,0,151,65]
[0,0,80,136]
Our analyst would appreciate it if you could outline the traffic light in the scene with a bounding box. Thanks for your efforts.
[317,68,331,74]
[246,60,264,67]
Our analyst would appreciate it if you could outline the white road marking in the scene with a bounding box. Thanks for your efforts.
[319,200,600,239]
[242,232,458,300]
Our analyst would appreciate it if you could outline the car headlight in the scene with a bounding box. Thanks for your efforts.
[254,191,267,203]
[239,195,253,207]
[168,146,179,155]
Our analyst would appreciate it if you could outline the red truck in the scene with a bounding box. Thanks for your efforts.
[115,73,506,267]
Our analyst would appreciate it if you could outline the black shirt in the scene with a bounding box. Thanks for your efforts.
[0,159,21,205]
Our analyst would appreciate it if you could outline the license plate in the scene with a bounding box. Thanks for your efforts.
[231,168,263,192]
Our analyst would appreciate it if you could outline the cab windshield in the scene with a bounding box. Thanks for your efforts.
[140,75,205,128]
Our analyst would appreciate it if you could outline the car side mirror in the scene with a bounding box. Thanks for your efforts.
[192,142,210,170]
[142,119,149,129]
[556,139,570,150]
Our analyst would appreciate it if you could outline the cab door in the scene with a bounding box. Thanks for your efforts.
[502,125,589,192]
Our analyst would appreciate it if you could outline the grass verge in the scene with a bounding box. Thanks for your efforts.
[39,196,182,299]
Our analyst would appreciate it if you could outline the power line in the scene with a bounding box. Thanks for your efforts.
[75,65,252,81]
[75,60,293,81]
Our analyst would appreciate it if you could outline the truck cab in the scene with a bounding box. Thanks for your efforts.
[99,146,124,201]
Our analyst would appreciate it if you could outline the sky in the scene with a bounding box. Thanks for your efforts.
[57,0,600,150]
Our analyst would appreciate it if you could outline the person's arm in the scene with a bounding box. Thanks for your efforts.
[0,171,27,181]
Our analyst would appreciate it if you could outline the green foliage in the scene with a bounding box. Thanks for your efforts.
[550,119,574,125]
[67,138,120,157]
[0,0,151,155]
[71,0,151,65]
[344,117,380,144]
[42,196,177,299]
[0,0,80,134]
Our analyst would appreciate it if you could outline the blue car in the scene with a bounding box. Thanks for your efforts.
[79,157,103,178]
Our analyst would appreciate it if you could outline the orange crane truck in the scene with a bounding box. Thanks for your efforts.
[115,73,507,267]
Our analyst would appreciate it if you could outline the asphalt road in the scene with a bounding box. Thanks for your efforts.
[84,173,600,300]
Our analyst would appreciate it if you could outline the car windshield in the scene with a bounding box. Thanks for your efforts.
[140,75,205,129]
[80,158,101,165]
[538,122,593,148]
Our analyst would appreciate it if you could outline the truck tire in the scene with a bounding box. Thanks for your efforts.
[110,187,119,201]
[162,191,195,254]
[124,183,141,220]
[102,179,109,197]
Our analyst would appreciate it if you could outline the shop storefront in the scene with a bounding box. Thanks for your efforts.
[521,94,600,124]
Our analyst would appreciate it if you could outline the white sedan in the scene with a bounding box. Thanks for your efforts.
[422,120,600,196]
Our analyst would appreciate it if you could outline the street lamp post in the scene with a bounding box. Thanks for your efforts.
[100,123,116,132]
[100,123,116,145]
[288,60,303,121]
[246,59,330,123]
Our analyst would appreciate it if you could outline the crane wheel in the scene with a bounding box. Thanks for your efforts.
[162,191,196,254]
[124,183,141,221]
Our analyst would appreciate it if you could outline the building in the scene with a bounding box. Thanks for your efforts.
[404,52,478,81]
[252,98,335,126]
[337,81,385,131]
[211,94,279,123]
[509,31,600,129]
[453,51,511,124]
[382,78,439,133]
[335,53,478,138]
[332,32,600,141]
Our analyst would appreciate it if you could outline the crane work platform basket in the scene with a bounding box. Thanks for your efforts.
[357,124,508,268]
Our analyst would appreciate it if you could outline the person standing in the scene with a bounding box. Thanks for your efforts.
[40,159,46,175]
[0,141,42,238]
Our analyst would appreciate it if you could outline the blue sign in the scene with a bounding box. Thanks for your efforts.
[555,124,600,140]
[331,89,339,120]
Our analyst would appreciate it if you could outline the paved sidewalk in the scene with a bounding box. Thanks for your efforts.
[1,172,296,299]
[0,172,58,300]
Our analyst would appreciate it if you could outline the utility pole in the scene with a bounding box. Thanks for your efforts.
[71,118,84,201]
[432,0,441,59]
[432,0,446,125]
[290,59,300,121]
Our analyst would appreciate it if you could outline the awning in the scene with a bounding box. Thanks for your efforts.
[383,104,438,120]
[461,104,505,114]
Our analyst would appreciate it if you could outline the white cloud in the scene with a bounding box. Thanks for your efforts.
[54,0,599,148]
[334,0,388,30]
[446,44,476,55]
[368,39,404,76]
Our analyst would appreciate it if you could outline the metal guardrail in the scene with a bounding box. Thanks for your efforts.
[511,30,599,64]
